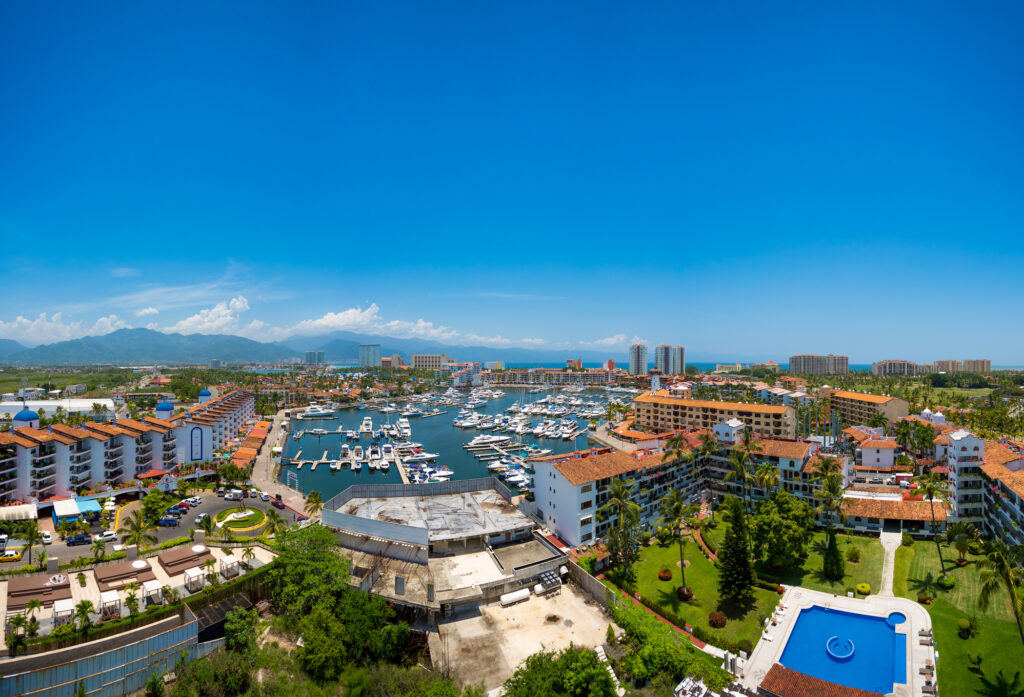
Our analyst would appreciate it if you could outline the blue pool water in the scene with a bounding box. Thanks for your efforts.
[779,606,907,694]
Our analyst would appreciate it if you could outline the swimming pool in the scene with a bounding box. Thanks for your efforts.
[779,605,907,694]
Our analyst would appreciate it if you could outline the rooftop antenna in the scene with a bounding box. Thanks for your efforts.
[20,377,28,409]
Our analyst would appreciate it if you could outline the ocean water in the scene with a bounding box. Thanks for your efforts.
[279,388,600,498]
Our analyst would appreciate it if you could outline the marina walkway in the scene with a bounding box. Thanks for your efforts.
[251,410,308,516]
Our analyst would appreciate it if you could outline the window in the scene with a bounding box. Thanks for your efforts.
[581,484,593,493]
[580,500,592,511]
[581,516,593,527]
[581,532,593,542]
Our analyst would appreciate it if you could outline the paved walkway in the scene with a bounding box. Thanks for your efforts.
[878,531,902,597]
[250,411,308,517]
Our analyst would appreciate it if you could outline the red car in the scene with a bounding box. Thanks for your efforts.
[272,499,286,509]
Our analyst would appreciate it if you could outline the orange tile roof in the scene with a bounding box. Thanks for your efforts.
[829,390,895,405]
[841,497,946,522]
[980,440,1024,499]
[49,424,95,441]
[0,431,37,448]
[633,390,791,414]
[803,454,846,475]
[737,438,814,460]
[14,426,77,445]
[552,450,668,486]
[759,664,883,697]
[861,439,898,450]
[145,416,177,429]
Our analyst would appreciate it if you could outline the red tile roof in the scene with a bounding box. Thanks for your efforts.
[759,664,884,697]
[842,496,947,522]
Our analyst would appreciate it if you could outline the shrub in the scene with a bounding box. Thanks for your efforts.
[708,612,727,628]
[606,624,616,645]
[738,639,754,655]
[845,546,861,563]
[855,582,871,595]
[937,576,956,590]
[658,568,673,582]
[957,617,972,638]
[969,540,985,555]
[902,531,914,547]
[917,591,932,604]
[677,586,693,601]
[655,526,674,545]
[641,530,652,546]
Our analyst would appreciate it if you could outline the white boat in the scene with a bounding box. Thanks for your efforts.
[380,404,398,414]
[346,430,359,441]
[302,403,337,418]
[353,445,364,461]
[359,417,374,434]
[404,452,439,463]
[380,460,390,471]
[340,444,350,458]
[396,417,412,439]
[368,459,380,470]
[330,460,341,471]
[352,459,362,471]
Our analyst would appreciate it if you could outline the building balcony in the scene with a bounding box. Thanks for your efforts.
[135,455,151,466]
[163,434,176,444]
[136,442,153,455]
[162,450,176,463]
[163,441,176,452]
[0,480,17,493]
[0,452,16,467]
[70,463,90,475]
[107,443,123,453]
[105,466,124,480]
[70,450,91,463]
[70,472,91,486]
[31,483,56,499]
[31,473,56,488]
[32,465,56,478]
[34,451,56,464]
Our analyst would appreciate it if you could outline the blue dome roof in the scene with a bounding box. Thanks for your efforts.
[14,409,39,422]
[198,389,212,397]
[156,401,174,411]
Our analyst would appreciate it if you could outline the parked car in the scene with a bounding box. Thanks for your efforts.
[215,488,225,497]
[41,531,52,545]
[0,533,8,547]
[194,513,210,525]
[67,533,91,546]
[187,497,203,506]
[868,477,883,484]
[1,549,21,562]
[158,517,179,527]
[260,491,270,502]
[271,499,286,509]
[248,489,258,498]
[95,531,118,544]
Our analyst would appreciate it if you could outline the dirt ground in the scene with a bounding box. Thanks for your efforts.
[429,584,613,692]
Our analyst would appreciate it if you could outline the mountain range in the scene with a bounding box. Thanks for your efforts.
[0,328,623,366]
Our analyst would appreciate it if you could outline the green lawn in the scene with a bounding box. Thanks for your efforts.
[747,529,884,595]
[607,538,779,649]
[215,507,266,529]
[895,540,1024,695]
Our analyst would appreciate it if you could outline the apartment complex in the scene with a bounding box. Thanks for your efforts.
[822,389,909,425]
[963,359,992,372]
[934,360,962,373]
[979,440,1024,547]
[788,354,849,375]
[410,354,449,371]
[169,390,255,452]
[872,358,991,375]
[654,345,685,375]
[632,389,796,438]
[358,344,381,368]
[628,344,648,375]
[304,350,325,366]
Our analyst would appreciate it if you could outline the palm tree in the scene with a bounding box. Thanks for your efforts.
[197,514,217,539]
[241,545,256,569]
[264,508,285,537]
[811,455,846,528]
[658,488,699,596]
[944,521,976,565]
[724,449,756,512]
[203,558,217,582]
[22,521,43,565]
[867,412,887,429]
[118,509,157,551]
[894,420,914,454]
[755,461,780,494]
[304,490,323,519]
[913,471,951,577]
[24,598,41,623]
[74,600,95,631]
[124,581,140,616]
[968,653,1024,697]
[978,540,1024,647]
[91,538,106,561]
[598,478,641,531]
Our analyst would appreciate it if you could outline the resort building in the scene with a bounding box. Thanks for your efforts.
[871,359,920,376]
[963,358,992,372]
[628,344,648,375]
[979,439,1024,547]
[410,353,449,371]
[632,389,796,438]
[934,359,962,373]
[169,389,254,452]
[787,353,849,375]
[358,344,381,368]
[821,389,909,426]
[945,429,986,524]
[304,350,325,365]
[654,345,685,375]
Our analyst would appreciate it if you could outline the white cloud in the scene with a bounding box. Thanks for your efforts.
[110,267,139,277]
[0,312,129,346]
[584,333,627,347]
[286,304,460,342]
[520,337,546,345]
[165,296,251,335]
[135,307,159,317]
[463,334,514,346]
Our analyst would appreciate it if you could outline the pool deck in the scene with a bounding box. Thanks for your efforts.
[741,586,935,697]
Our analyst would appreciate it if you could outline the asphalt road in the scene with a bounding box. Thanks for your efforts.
[41,494,294,561]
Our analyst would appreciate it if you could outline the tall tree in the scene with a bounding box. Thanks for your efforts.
[913,471,951,577]
[22,520,43,564]
[304,490,324,519]
[978,540,1024,648]
[118,509,157,551]
[717,497,755,602]
[598,478,641,531]
[657,488,699,597]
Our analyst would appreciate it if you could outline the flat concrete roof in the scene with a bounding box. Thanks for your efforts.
[492,539,560,572]
[341,489,534,542]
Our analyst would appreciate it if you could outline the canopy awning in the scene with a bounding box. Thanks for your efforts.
[53,499,79,518]
[53,598,75,615]
[184,567,203,579]
[136,468,170,479]
[0,504,37,521]
[100,590,120,607]
[76,498,102,514]
[220,554,238,567]
[143,579,163,596]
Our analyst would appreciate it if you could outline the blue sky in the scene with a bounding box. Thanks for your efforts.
[1,2,1022,363]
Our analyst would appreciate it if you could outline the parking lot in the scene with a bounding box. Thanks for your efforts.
[22,491,299,562]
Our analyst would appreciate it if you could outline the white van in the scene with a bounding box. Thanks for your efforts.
[225,489,244,501]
